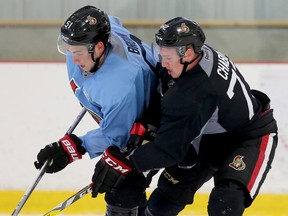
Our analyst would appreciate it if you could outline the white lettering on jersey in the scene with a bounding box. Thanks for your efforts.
[117,33,140,55]
[216,51,230,80]
[215,51,254,119]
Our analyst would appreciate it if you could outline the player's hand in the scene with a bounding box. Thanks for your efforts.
[125,122,147,151]
[34,134,86,173]
[125,122,157,150]
[91,146,135,198]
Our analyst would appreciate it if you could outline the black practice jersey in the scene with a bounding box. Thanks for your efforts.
[131,45,277,172]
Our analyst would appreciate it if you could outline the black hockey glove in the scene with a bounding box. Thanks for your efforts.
[34,134,86,173]
[125,122,147,151]
[126,122,157,151]
[91,146,135,198]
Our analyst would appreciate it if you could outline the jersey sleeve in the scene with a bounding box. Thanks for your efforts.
[79,81,139,158]
[130,107,202,171]
[131,75,217,171]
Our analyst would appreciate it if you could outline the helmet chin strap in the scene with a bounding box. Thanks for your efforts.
[178,52,202,78]
[89,44,110,72]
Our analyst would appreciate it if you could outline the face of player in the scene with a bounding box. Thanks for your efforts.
[67,42,105,72]
[159,46,199,79]
[67,45,92,71]
[159,47,184,79]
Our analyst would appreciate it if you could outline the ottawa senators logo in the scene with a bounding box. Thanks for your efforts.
[229,155,246,171]
[181,23,190,33]
[87,15,97,25]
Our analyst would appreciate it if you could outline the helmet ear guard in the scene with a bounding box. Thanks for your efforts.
[177,46,187,57]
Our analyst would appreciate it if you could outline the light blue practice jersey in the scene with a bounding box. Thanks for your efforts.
[65,16,158,158]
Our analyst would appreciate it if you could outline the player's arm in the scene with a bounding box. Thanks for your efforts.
[90,113,197,197]
[80,103,138,158]
[91,121,148,197]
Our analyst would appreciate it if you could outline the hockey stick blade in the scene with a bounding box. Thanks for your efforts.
[43,183,93,216]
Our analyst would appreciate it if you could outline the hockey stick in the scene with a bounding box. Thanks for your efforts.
[11,107,87,216]
[43,183,93,216]
[42,141,149,215]
[43,111,148,215]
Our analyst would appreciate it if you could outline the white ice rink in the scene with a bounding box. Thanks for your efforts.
[0,62,287,194]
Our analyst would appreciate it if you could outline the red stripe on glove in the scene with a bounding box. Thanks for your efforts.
[130,122,146,136]
[60,135,83,163]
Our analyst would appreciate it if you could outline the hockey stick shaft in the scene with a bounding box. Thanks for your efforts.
[65,107,87,135]
[43,183,93,216]
[11,107,87,216]
[11,160,49,216]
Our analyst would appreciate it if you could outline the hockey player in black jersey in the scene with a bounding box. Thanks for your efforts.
[91,17,278,216]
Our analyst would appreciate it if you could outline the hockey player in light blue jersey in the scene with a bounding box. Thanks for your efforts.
[34,5,158,215]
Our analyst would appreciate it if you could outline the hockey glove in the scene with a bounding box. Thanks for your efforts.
[34,134,86,173]
[125,122,157,152]
[125,122,147,151]
[91,146,135,198]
